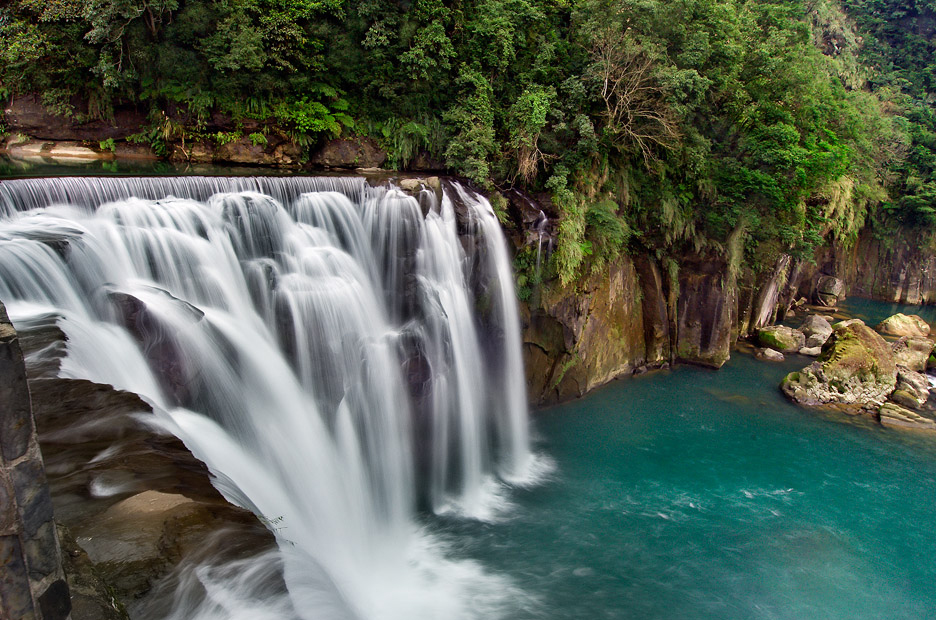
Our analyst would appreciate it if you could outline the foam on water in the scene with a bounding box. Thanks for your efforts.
[0,175,537,620]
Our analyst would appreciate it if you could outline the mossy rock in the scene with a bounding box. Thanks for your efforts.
[756,325,805,354]
[781,322,897,406]
[877,313,931,338]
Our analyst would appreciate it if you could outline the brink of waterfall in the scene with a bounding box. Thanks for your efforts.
[0,175,542,620]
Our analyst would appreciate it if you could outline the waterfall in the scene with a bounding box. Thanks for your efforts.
[0,175,540,619]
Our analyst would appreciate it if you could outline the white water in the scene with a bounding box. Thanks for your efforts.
[0,176,537,619]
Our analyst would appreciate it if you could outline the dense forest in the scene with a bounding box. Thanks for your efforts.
[1,0,934,288]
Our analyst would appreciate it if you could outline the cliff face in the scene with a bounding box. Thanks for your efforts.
[519,223,936,406]
[521,252,790,404]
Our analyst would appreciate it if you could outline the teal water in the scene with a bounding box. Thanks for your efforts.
[440,301,936,619]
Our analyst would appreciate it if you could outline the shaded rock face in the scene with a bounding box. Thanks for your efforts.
[877,313,931,338]
[675,258,736,368]
[3,95,146,142]
[756,325,805,353]
[309,138,387,169]
[849,227,936,305]
[781,321,897,407]
[523,256,652,403]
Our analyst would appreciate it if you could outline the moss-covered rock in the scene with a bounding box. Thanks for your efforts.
[781,321,897,407]
[756,325,805,353]
[877,313,931,338]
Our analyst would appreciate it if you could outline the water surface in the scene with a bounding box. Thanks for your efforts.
[447,312,936,619]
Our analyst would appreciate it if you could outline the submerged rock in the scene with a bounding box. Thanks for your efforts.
[891,336,935,372]
[781,321,897,407]
[756,347,785,362]
[877,313,931,338]
[756,325,805,353]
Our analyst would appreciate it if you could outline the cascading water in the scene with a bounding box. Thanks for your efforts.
[0,175,542,619]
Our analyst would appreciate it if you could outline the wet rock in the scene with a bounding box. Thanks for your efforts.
[781,321,897,407]
[58,524,128,620]
[891,336,934,372]
[800,314,834,348]
[0,536,34,618]
[756,347,785,362]
[877,313,931,338]
[398,178,422,192]
[756,325,805,353]
[799,346,823,357]
[879,402,936,431]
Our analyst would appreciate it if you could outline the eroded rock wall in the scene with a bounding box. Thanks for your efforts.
[0,302,70,620]
[521,251,789,404]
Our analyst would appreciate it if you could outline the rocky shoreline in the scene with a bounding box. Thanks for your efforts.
[750,308,936,433]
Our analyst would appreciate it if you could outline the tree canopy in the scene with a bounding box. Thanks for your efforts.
[1,0,933,283]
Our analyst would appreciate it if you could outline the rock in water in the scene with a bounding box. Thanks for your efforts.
[757,325,805,353]
[891,336,935,372]
[781,321,897,407]
[799,346,823,357]
[879,402,936,430]
[756,347,785,362]
[800,314,833,348]
[877,313,931,338]
[891,367,930,409]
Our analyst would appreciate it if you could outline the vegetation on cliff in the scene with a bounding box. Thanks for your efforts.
[0,0,933,284]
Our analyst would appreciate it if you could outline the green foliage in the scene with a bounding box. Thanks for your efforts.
[584,199,630,271]
[2,0,933,280]
[99,137,116,152]
[273,92,354,145]
[443,66,496,185]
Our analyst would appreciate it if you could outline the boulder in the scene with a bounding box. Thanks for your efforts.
[799,346,823,357]
[781,321,897,407]
[877,313,931,338]
[891,336,934,372]
[398,178,422,192]
[756,348,785,362]
[799,314,833,348]
[879,402,936,431]
[892,367,929,409]
[757,325,805,353]
[815,275,844,307]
